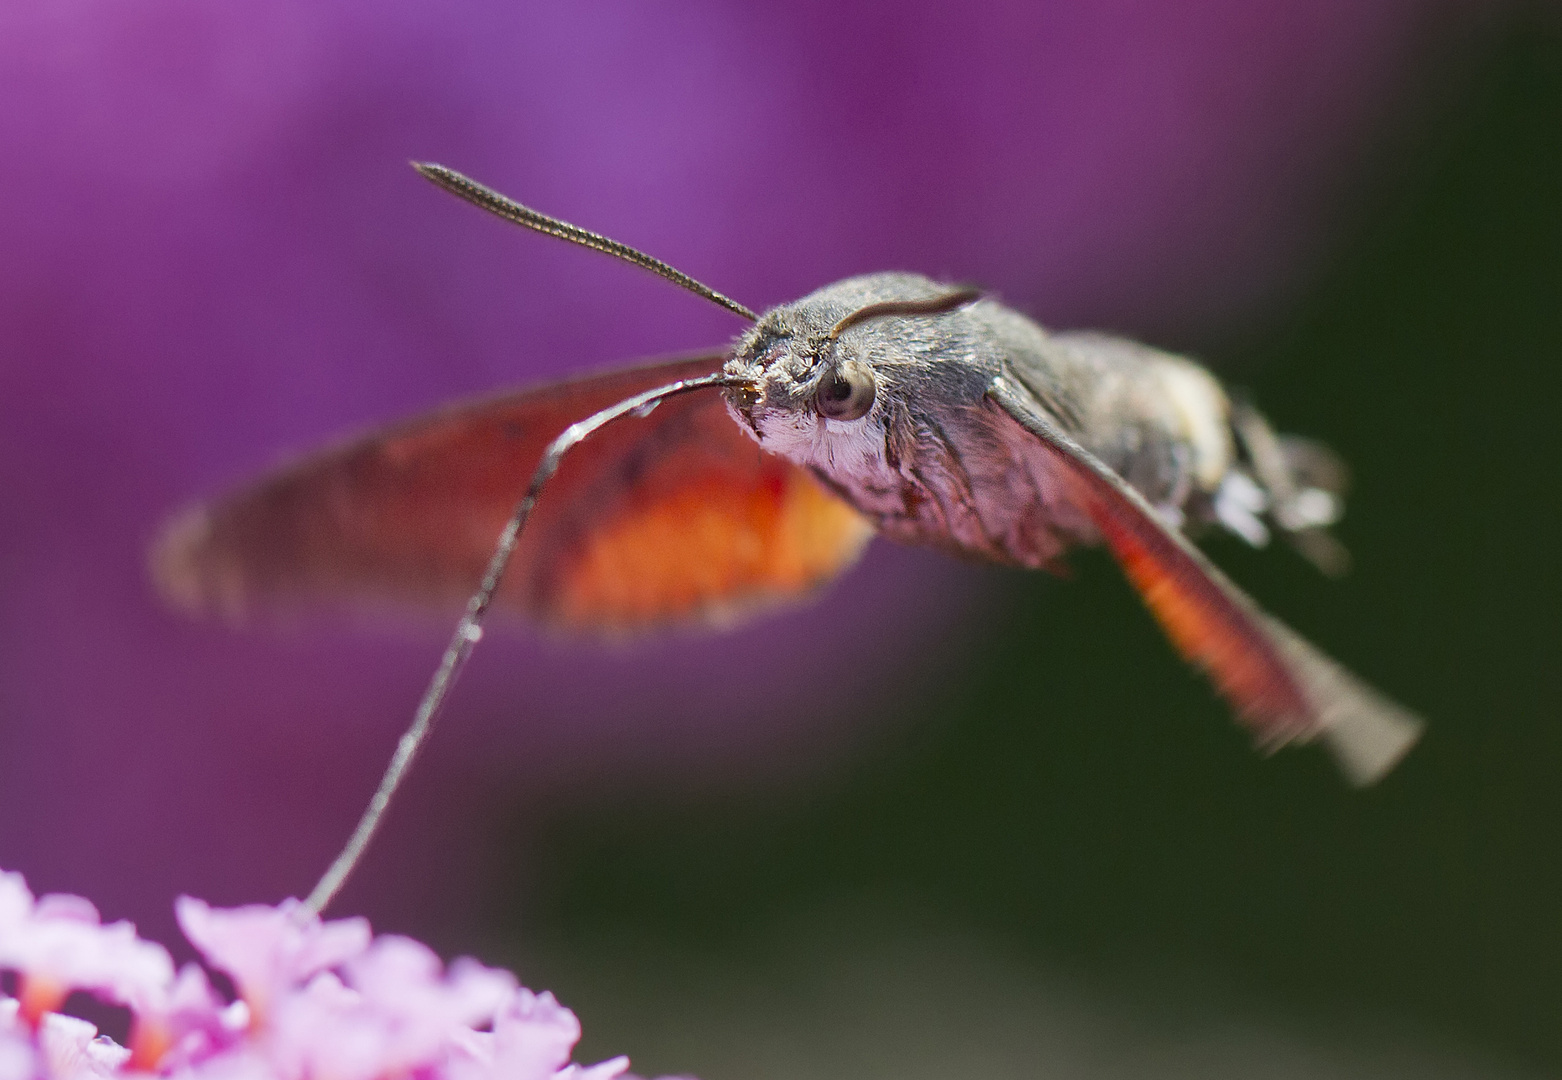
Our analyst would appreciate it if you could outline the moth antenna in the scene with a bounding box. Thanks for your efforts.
[828,286,983,340]
[303,371,756,915]
[413,162,759,323]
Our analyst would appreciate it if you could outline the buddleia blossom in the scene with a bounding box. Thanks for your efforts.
[0,870,649,1080]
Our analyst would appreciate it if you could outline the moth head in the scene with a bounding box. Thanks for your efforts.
[722,273,981,458]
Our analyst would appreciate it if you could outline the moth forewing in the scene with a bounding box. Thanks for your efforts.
[151,353,872,635]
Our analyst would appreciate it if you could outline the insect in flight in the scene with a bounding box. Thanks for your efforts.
[152,164,1423,911]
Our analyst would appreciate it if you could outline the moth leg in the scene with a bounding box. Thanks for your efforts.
[1211,469,1272,548]
[1229,401,1351,577]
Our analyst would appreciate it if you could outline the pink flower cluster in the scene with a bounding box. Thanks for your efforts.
[0,870,642,1080]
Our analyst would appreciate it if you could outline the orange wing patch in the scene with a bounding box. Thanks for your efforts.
[552,464,873,629]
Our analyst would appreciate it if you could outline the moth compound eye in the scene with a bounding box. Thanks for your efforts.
[814,361,876,421]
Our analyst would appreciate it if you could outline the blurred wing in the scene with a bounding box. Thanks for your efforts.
[986,375,1421,785]
[153,353,874,634]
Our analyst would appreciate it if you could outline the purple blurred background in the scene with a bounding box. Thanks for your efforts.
[0,0,1498,946]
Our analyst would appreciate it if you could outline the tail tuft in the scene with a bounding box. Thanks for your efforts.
[1260,614,1424,785]
[1317,692,1424,786]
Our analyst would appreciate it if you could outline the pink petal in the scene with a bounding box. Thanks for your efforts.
[175,1047,279,1080]
[347,937,515,1029]
[0,1033,34,1080]
[263,941,518,1080]
[33,896,100,924]
[0,1001,36,1080]
[267,971,380,1080]
[0,873,33,935]
[37,1013,130,1080]
[0,872,174,1015]
[130,964,229,1071]
[175,897,369,1017]
[565,1055,632,1080]
[27,919,173,1013]
[479,990,585,1080]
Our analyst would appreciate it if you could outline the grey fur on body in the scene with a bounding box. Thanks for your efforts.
[724,272,1276,568]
